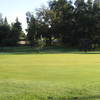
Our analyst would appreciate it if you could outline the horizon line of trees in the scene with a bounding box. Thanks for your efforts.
[0,0,100,50]
[0,15,25,46]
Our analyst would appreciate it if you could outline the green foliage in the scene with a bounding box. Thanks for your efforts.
[26,0,100,50]
[0,24,11,46]
[9,18,24,46]
[0,0,100,49]
[26,12,37,46]
[0,17,25,46]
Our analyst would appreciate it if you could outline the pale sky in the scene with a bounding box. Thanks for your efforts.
[0,0,49,32]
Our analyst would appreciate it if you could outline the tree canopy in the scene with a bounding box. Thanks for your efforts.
[0,0,100,51]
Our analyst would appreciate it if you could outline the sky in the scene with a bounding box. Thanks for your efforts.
[0,0,49,32]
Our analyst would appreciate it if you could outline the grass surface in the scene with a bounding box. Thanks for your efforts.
[0,49,100,100]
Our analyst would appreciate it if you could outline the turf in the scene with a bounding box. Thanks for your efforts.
[0,53,100,100]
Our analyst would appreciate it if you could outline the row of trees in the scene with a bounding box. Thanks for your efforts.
[0,0,100,50]
[0,14,25,46]
[26,0,100,49]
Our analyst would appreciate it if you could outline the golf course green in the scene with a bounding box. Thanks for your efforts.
[0,52,100,100]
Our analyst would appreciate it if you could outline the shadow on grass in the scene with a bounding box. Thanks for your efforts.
[48,95,100,100]
[69,95,100,100]
[72,51,100,55]
[1,51,100,55]
[0,47,100,55]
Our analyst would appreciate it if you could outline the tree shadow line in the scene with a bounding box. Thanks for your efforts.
[0,47,100,55]
[48,95,100,100]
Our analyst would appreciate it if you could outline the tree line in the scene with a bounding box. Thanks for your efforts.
[0,0,100,50]
[0,15,25,46]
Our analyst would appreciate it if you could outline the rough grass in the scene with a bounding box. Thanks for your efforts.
[0,50,100,100]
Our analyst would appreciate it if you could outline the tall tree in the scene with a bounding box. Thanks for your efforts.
[4,17,8,25]
[9,18,23,46]
[26,12,37,46]
[0,24,11,46]
[0,13,3,24]
[49,0,74,46]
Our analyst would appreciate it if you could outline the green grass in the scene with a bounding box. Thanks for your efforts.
[0,50,100,100]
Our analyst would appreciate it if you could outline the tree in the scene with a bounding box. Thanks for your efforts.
[0,13,3,24]
[72,0,97,47]
[0,15,11,46]
[0,24,11,46]
[36,7,53,46]
[25,0,100,49]
[4,17,8,25]
[49,0,75,46]
[26,12,38,46]
[9,18,24,46]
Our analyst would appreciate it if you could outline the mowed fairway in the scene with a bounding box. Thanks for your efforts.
[0,53,100,100]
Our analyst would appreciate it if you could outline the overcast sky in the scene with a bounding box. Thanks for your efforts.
[0,0,49,32]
